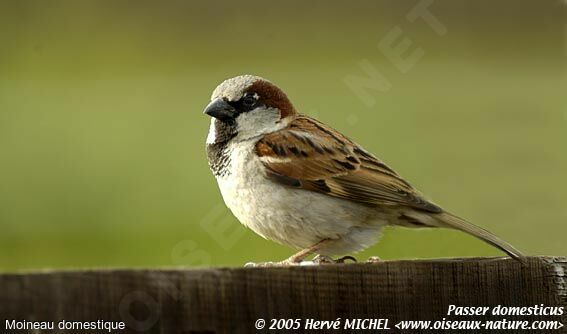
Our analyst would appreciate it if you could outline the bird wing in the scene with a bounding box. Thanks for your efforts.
[255,115,442,213]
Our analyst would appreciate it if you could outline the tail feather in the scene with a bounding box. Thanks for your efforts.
[435,212,525,262]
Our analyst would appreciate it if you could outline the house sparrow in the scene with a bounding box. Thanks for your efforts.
[204,74,524,265]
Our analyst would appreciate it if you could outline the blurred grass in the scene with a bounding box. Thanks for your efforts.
[0,0,566,271]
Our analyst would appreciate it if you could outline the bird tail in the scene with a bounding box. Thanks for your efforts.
[432,212,525,262]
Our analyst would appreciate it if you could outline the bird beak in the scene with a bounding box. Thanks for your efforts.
[203,98,236,121]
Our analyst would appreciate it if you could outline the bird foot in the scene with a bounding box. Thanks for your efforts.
[313,255,335,264]
[313,255,357,264]
[244,255,358,267]
[366,256,381,263]
[244,261,276,267]
[244,260,302,267]
[244,256,313,267]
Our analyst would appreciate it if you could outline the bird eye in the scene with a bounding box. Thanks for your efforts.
[242,95,256,107]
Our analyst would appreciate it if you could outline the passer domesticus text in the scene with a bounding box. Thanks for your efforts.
[204,75,523,265]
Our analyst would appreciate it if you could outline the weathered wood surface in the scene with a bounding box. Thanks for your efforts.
[0,257,565,333]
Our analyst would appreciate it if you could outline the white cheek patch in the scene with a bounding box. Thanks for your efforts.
[206,118,217,144]
[234,107,285,141]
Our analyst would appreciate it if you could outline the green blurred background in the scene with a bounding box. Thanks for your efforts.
[0,0,566,272]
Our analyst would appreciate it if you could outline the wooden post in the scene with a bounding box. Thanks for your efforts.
[1,257,565,333]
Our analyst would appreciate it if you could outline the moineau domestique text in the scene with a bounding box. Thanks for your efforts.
[6,319,126,332]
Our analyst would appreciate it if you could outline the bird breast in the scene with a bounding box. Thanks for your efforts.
[212,138,384,251]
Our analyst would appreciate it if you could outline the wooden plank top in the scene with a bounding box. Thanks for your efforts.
[1,257,565,333]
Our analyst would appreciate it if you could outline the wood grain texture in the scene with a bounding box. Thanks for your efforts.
[1,257,565,333]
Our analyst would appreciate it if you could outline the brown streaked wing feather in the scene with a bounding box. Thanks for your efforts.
[255,116,442,213]
[256,117,358,180]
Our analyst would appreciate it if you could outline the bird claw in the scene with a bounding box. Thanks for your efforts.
[336,255,357,263]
